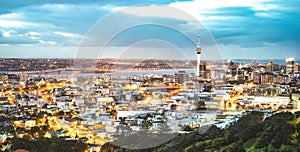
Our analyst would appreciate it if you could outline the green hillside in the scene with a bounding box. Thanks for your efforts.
[101,111,300,152]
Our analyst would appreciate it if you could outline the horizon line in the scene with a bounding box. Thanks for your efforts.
[0,57,298,61]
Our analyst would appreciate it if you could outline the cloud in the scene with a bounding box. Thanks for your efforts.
[252,4,278,11]
[112,0,300,49]
[0,0,299,59]
[169,0,272,19]
[173,2,300,48]
[0,19,34,28]
[119,5,198,21]
[0,4,94,46]
[54,32,81,38]
[1,31,11,37]
[38,40,56,45]
[0,12,36,28]
[25,31,40,37]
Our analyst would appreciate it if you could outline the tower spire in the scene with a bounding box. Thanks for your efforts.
[196,30,201,55]
[197,30,201,48]
[196,30,202,77]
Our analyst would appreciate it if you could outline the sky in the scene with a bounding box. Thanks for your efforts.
[0,0,299,61]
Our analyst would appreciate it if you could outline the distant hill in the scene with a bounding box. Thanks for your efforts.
[225,59,300,65]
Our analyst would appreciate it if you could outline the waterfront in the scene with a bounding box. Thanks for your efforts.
[1,57,300,151]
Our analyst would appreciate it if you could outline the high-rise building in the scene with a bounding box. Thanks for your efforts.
[0,74,8,84]
[174,71,189,85]
[286,57,295,74]
[198,63,211,82]
[199,63,207,77]
[295,63,299,73]
[266,60,274,73]
[227,60,234,69]
[196,31,201,77]
[19,73,28,82]
[253,58,258,68]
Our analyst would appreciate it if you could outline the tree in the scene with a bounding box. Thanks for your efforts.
[158,122,172,134]
[225,111,264,144]
[183,125,193,132]
[158,116,172,134]
[255,112,295,149]
[279,145,298,152]
[196,100,206,110]
[0,124,15,135]
[57,110,65,117]
[29,126,40,137]
[140,115,153,132]
[11,136,88,152]
[42,103,48,109]
[0,115,7,122]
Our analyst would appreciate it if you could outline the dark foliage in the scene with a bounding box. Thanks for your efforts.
[10,136,87,152]
[101,112,300,152]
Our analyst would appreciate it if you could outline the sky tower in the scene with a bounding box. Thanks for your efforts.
[196,31,201,77]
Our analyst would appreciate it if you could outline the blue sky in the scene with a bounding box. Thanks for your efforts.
[0,0,299,60]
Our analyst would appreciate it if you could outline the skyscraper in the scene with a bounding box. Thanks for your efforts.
[266,60,274,73]
[196,31,201,77]
[295,63,299,73]
[286,57,294,74]
[174,71,189,85]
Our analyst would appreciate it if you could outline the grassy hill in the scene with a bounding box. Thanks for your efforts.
[101,111,300,152]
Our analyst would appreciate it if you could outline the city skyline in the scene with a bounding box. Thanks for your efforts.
[0,0,299,60]
[1,1,300,149]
